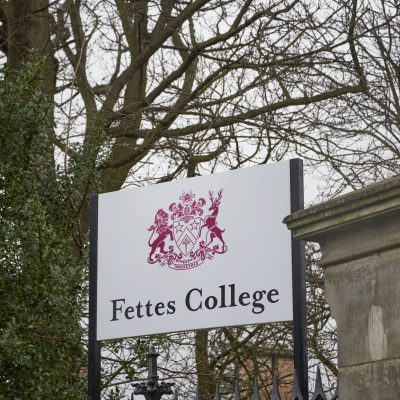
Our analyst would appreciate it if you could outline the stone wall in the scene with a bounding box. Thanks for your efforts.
[284,175,400,399]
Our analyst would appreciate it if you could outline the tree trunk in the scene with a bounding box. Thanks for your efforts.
[7,0,55,92]
[195,329,215,400]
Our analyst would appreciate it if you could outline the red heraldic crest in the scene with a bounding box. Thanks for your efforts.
[147,190,227,270]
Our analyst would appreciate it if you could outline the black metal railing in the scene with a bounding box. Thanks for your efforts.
[108,348,338,400]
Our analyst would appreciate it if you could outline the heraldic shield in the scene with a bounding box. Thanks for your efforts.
[173,218,201,255]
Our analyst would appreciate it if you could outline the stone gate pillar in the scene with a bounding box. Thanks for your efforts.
[284,176,400,399]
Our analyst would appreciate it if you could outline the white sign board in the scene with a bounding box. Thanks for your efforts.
[96,161,294,341]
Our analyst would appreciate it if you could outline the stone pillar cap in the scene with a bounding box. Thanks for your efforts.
[284,175,400,242]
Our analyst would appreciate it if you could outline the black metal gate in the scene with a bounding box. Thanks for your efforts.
[107,348,338,400]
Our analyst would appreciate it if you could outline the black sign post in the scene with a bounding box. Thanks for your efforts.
[290,159,308,399]
[88,195,101,400]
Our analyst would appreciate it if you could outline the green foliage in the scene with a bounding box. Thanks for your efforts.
[0,58,87,398]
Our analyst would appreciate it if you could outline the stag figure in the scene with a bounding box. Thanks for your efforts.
[201,189,226,251]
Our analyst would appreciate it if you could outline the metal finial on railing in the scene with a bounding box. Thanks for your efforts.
[234,379,241,400]
[291,370,304,400]
[271,374,282,400]
[331,385,338,400]
[215,383,221,400]
[173,391,179,400]
[195,385,201,400]
[148,346,159,384]
[132,347,174,400]
[310,366,327,400]
[251,378,261,400]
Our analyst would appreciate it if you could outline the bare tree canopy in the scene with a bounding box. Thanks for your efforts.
[0,0,399,398]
